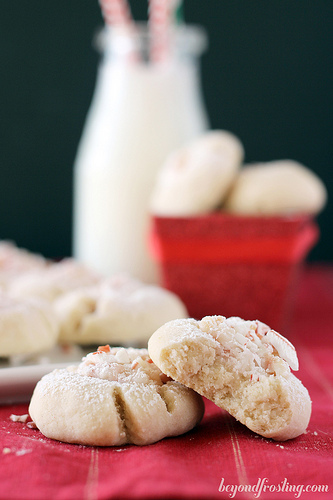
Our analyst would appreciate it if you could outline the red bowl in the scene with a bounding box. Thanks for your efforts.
[149,213,319,331]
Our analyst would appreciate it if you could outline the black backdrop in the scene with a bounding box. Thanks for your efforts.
[0,1,332,260]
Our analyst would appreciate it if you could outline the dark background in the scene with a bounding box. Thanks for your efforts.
[0,1,332,260]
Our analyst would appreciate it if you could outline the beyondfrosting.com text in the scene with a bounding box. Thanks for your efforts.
[218,477,329,498]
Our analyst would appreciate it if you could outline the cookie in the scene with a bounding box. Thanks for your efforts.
[0,293,59,357]
[224,160,327,215]
[9,258,101,302]
[0,241,47,291]
[55,274,188,345]
[150,130,244,216]
[29,346,204,446]
[148,316,311,441]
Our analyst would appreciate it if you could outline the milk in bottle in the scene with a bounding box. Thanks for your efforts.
[73,24,209,282]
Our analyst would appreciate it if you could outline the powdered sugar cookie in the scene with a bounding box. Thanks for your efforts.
[0,241,47,291]
[148,316,311,441]
[55,274,188,345]
[150,130,244,216]
[9,258,101,302]
[0,293,59,356]
[224,160,327,215]
[29,346,204,446]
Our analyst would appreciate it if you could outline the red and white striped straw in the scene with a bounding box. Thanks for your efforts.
[99,0,134,29]
[149,0,175,63]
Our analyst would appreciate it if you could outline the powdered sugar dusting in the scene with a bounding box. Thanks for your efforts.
[162,318,205,342]
[38,368,116,403]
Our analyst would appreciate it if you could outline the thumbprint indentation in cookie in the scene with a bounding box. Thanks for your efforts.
[112,386,128,440]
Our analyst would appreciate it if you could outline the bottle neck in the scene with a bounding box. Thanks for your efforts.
[98,23,207,66]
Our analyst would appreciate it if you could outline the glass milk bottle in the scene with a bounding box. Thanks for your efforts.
[73,24,209,283]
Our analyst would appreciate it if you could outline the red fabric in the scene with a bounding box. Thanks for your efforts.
[1,265,333,500]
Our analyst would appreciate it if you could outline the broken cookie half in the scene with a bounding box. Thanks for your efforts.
[148,316,311,441]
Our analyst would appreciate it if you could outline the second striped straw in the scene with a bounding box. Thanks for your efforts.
[149,0,181,63]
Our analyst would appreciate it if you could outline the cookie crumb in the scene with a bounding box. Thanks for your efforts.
[27,421,37,429]
[16,449,32,456]
[10,414,29,423]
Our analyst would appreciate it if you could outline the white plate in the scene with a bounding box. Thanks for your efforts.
[0,363,78,404]
[0,345,87,404]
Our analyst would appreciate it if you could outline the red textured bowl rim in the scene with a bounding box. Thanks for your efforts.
[149,213,319,264]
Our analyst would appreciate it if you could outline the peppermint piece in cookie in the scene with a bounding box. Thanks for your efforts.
[29,346,204,446]
[148,316,311,441]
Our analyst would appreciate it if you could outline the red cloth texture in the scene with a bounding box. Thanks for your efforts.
[1,265,333,500]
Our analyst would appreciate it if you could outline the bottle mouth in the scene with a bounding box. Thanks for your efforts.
[94,22,208,59]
